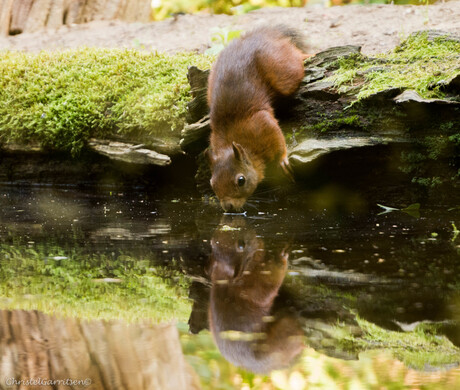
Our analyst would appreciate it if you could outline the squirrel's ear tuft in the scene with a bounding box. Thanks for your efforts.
[232,142,248,163]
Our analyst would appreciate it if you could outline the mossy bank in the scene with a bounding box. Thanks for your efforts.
[328,32,460,102]
[0,31,459,194]
[0,49,213,155]
[290,31,460,192]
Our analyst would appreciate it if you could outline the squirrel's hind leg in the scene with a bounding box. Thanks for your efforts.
[256,39,305,96]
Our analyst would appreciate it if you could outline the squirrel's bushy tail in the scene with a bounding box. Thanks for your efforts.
[247,24,308,54]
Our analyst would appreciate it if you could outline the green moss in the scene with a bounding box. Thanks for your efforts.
[0,244,192,322]
[0,49,213,155]
[352,317,460,370]
[329,33,460,102]
[302,114,364,133]
[329,53,363,88]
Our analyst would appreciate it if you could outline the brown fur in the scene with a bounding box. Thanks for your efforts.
[208,217,304,373]
[207,25,306,212]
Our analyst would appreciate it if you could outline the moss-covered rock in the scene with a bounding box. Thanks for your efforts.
[0,48,213,156]
[1,31,459,191]
[327,31,460,102]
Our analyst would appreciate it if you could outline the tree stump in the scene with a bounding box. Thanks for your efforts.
[0,0,152,36]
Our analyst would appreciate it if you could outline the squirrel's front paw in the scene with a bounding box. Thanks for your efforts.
[280,158,295,182]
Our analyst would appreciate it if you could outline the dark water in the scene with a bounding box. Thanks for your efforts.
[0,185,459,388]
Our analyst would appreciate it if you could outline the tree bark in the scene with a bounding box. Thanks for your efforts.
[0,0,152,35]
[0,310,201,390]
[0,0,15,35]
[24,0,52,33]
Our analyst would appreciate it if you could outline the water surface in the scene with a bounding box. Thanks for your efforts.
[0,185,459,388]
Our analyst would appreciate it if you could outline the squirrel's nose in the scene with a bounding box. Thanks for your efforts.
[221,200,237,213]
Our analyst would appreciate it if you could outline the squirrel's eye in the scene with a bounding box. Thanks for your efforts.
[237,176,246,187]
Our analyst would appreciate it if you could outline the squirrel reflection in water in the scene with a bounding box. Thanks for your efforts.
[208,217,304,374]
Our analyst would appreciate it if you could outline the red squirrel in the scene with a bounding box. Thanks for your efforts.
[208,217,304,373]
[207,25,307,212]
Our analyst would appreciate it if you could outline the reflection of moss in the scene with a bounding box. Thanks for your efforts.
[281,274,460,371]
[352,317,460,370]
[0,49,213,155]
[305,312,460,370]
[400,122,460,187]
[329,32,460,102]
[0,245,191,322]
[180,325,460,389]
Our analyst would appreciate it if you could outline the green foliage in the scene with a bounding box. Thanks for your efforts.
[205,27,243,55]
[0,244,192,322]
[0,49,213,155]
[329,32,460,102]
[151,0,436,21]
[152,0,304,20]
